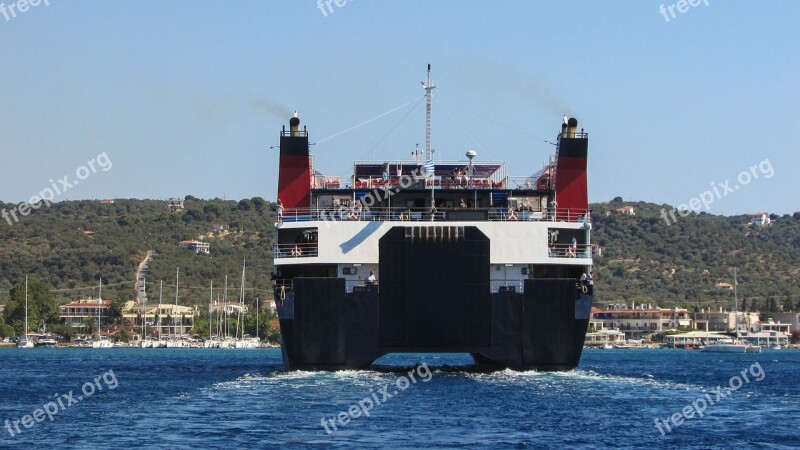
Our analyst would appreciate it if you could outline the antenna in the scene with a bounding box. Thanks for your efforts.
[422,64,436,161]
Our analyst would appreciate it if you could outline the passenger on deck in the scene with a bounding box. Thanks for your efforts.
[348,202,362,221]
[569,237,578,257]
[366,271,376,285]
[548,200,558,221]
[580,271,593,294]
[276,198,283,223]
[506,207,518,221]
[459,169,467,184]
[459,198,467,208]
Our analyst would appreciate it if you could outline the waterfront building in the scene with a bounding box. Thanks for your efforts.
[59,299,112,329]
[591,304,691,339]
[124,303,196,336]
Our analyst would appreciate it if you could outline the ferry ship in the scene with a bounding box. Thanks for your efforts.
[272,66,594,371]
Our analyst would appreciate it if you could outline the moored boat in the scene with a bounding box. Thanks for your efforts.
[701,338,747,353]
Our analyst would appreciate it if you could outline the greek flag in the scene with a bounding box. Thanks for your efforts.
[423,159,435,176]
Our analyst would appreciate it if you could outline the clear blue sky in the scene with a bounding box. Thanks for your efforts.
[1,0,798,215]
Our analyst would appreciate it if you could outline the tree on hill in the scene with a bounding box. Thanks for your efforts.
[5,278,59,336]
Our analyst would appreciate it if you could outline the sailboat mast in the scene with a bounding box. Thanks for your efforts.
[98,277,102,338]
[142,278,147,340]
[238,259,246,339]
[256,294,259,340]
[174,267,179,337]
[24,275,28,339]
[224,275,228,338]
[158,280,163,338]
[734,267,739,338]
[209,280,213,339]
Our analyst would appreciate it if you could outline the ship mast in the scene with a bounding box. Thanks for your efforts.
[422,64,436,161]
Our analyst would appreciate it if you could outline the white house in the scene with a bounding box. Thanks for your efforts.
[179,240,210,254]
[749,212,771,226]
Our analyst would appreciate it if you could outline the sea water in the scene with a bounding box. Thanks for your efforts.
[0,348,798,449]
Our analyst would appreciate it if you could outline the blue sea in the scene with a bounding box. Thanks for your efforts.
[0,348,798,449]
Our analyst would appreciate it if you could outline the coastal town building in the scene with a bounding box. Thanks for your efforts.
[585,313,628,346]
[738,319,792,346]
[59,299,112,328]
[693,308,761,333]
[210,302,248,314]
[589,305,794,346]
[179,240,210,254]
[664,331,730,347]
[124,302,196,336]
[773,312,800,333]
[591,304,691,338]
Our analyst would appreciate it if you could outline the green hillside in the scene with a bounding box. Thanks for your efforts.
[591,198,800,312]
[0,197,277,306]
[0,197,798,314]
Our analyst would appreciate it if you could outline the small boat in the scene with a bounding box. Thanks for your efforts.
[613,344,632,349]
[16,336,35,348]
[165,338,185,348]
[92,336,114,348]
[36,336,58,347]
[701,338,747,353]
[770,344,782,350]
[234,336,261,349]
[601,343,613,350]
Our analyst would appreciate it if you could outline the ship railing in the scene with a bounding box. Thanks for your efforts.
[351,176,499,190]
[548,244,593,259]
[281,130,308,137]
[280,207,590,224]
[490,279,525,294]
[505,176,551,190]
[273,243,319,259]
[344,279,379,293]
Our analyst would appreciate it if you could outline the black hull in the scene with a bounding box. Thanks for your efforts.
[277,281,592,371]
[276,225,593,371]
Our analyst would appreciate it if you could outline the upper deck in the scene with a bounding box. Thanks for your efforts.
[282,158,593,224]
